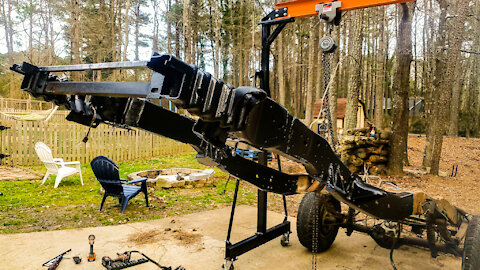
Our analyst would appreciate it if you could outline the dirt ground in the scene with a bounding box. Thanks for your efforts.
[397,136,480,214]
[0,206,461,270]
[0,165,39,181]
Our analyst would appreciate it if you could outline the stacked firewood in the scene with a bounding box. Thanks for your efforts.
[339,128,391,175]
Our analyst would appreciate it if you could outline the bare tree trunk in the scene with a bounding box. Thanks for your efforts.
[315,27,324,101]
[344,10,364,131]
[208,0,217,77]
[71,0,82,81]
[134,1,140,61]
[388,2,415,174]
[183,0,191,63]
[110,0,118,80]
[214,0,222,78]
[1,0,15,96]
[152,0,160,52]
[123,0,131,61]
[132,0,141,80]
[278,32,286,106]
[305,21,318,125]
[426,0,468,175]
[374,6,386,129]
[46,1,55,65]
[292,36,299,116]
[448,60,463,137]
[191,0,199,65]
[340,16,349,98]
[447,1,468,137]
[28,0,33,61]
[423,1,445,169]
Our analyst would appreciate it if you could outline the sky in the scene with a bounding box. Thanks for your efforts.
[0,2,159,60]
[0,1,435,65]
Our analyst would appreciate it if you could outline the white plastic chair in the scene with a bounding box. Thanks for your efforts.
[34,142,84,188]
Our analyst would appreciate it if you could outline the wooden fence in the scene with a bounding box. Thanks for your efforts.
[0,99,193,166]
[0,98,55,112]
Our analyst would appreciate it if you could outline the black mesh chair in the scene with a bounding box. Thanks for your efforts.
[90,156,149,213]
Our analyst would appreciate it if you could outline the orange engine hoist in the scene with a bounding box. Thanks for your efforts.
[274,0,415,20]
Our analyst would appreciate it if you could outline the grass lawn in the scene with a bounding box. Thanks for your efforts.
[0,153,261,234]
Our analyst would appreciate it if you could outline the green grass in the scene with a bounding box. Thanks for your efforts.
[0,153,259,234]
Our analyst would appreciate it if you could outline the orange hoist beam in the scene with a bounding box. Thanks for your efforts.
[275,0,415,19]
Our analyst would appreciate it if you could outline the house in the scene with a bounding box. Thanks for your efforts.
[312,98,367,135]
[384,97,425,116]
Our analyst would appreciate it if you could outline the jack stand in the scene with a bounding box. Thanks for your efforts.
[223,152,291,268]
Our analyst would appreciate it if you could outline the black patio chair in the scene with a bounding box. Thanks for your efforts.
[90,156,149,213]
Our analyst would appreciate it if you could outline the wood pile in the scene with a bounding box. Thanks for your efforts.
[339,128,391,175]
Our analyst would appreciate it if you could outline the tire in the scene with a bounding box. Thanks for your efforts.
[463,215,480,270]
[297,192,341,252]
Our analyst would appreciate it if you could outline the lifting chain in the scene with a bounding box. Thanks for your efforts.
[317,23,337,149]
[312,193,319,270]
[322,47,336,147]
[312,23,337,270]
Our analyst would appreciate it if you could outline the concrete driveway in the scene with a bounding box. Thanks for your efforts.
[0,206,461,269]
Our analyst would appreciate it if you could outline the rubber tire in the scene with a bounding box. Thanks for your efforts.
[296,192,341,252]
[462,215,480,270]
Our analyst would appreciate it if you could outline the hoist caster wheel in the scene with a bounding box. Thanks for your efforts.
[222,261,234,270]
[281,233,290,247]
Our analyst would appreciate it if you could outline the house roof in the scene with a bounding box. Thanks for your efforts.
[313,98,347,119]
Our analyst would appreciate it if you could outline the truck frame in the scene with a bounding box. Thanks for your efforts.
[10,1,479,269]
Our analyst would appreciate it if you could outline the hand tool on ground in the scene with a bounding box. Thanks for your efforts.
[42,249,71,270]
[87,234,96,261]
[102,251,132,267]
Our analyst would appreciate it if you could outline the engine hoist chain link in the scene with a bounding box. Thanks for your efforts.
[312,194,319,270]
[312,23,337,270]
[322,50,336,148]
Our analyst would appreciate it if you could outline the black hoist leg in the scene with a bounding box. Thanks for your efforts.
[224,151,291,263]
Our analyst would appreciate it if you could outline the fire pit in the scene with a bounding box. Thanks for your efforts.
[127,168,215,188]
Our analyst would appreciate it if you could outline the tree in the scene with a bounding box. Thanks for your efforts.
[423,0,469,175]
[344,10,364,131]
[447,0,469,137]
[305,19,319,126]
[389,2,416,174]
[374,6,386,130]
[1,0,15,96]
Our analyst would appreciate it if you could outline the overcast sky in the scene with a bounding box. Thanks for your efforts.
[0,3,433,65]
